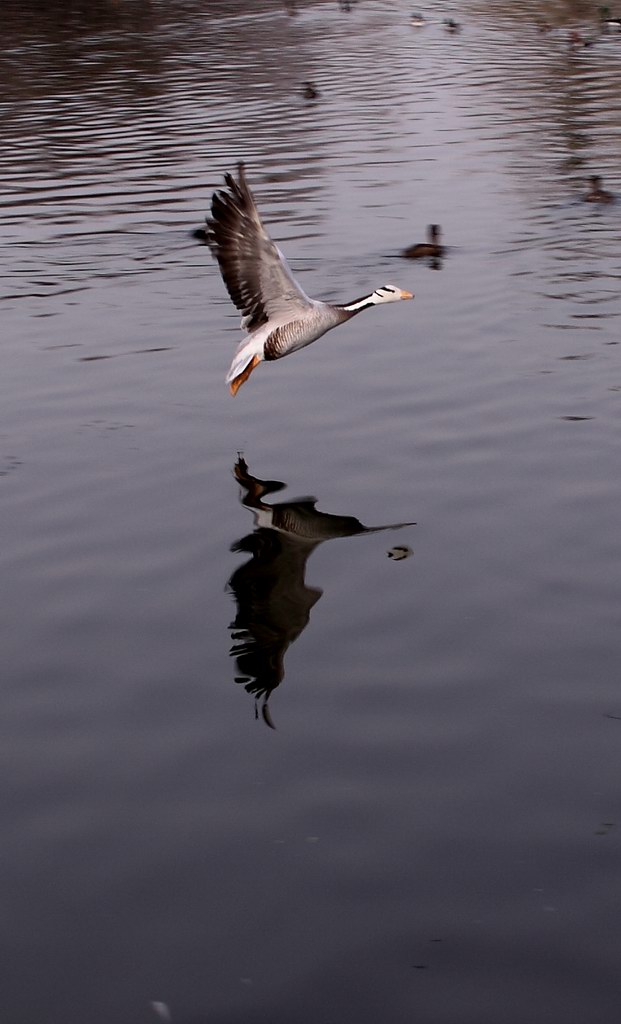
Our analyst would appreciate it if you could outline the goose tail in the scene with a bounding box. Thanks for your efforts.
[226,336,264,396]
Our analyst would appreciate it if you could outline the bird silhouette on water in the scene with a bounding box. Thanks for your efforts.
[227,456,415,728]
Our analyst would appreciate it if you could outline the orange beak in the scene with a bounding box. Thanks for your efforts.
[400,290,414,300]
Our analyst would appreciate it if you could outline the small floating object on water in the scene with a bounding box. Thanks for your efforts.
[202,164,414,395]
[402,224,444,259]
[387,545,413,560]
[568,29,595,49]
[150,1002,172,1023]
[411,12,426,26]
[443,17,461,33]
[191,225,208,242]
[583,174,615,203]
[302,81,320,100]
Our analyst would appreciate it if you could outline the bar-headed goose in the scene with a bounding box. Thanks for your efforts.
[204,164,413,395]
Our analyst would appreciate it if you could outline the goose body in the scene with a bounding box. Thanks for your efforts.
[204,164,413,394]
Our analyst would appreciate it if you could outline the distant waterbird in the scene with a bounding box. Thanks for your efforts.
[402,224,444,259]
[302,81,320,100]
[583,175,614,203]
[599,6,621,29]
[203,163,414,395]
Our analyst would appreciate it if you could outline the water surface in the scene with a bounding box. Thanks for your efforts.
[2,1,621,1022]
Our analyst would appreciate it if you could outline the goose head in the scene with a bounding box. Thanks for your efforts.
[372,285,414,304]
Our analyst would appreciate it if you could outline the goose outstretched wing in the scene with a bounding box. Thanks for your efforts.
[206,163,315,333]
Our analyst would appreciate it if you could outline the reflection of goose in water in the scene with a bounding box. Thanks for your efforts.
[227,456,415,728]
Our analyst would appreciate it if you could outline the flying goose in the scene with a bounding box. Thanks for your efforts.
[204,163,413,395]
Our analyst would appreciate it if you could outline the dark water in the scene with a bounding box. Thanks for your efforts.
[2,1,621,1021]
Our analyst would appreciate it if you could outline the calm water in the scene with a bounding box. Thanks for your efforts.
[2,1,621,1021]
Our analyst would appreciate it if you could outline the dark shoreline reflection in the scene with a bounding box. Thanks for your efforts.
[227,456,415,728]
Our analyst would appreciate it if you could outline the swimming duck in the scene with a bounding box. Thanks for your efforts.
[203,164,414,395]
[584,175,614,203]
[402,224,444,259]
[302,81,319,100]
[599,6,621,29]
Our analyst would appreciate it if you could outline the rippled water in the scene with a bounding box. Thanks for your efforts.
[2,1,621,1022]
